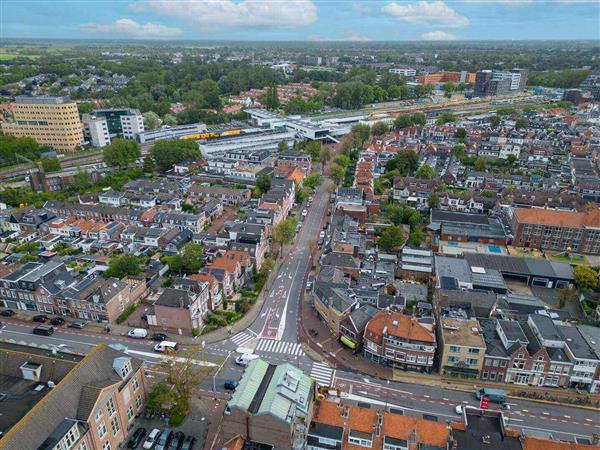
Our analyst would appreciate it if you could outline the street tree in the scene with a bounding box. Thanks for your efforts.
[410,112,427,126]
[304,140,322,162]
[142,155,155,173]
[40,156,61,172]
[330,164,345,185]
[320,146,331,165]
[303,173,324,190]
[273,217,298,256]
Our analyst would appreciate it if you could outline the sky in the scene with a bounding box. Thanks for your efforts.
[1,0,599,41]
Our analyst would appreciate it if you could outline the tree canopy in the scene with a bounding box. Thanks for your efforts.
[103,139,141,168]
[149,139,200,172]
[104,255,142,279]
[378,225,404,251]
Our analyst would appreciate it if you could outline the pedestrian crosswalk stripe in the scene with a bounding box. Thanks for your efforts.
[310,362,335,386]
[255,339,304,356]
[230,332,254,347]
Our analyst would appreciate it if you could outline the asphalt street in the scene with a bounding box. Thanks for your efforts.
[2,181,598,442]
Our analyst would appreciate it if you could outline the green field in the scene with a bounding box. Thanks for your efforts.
[0,53,40,61]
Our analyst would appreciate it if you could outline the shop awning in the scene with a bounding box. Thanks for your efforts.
[340,335,356,349]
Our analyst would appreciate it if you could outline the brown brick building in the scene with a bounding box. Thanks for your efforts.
[511,207,600,255]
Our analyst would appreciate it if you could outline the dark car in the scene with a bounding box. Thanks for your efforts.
[180,436,195,450]
[68,321,86,329]
[0,309,15,317]
[167,431,185,450]
[155,428,173,450]
[224,379,238,390]
[49,317,65,326]
[127,427,147,449]
[33,325,54,336]
[151,333,168,341]
[32,315,48,323]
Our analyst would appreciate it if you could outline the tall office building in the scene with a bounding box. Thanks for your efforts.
[474,70,493,96]
[474,69,528,96]
[82,114,111,147]
[90,108,144,139]
[1,96,84,153]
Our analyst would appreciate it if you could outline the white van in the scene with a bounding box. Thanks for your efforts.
[127,328,148,339]
[235,353,259,366]
[154,341,179,353]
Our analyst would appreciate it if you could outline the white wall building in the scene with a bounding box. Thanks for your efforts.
[82,115,111,147]
[389,68,416,77]
[120,114,145,139]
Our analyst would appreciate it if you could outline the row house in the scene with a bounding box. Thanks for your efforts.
[48,218,124,240]
[0,208,56,233]
[188,184,252,206]
[123,178,183,195]
[308,400,449,450]
[479,318,573,387]
[199,266,234,297]
[393,177,440,208]
[190,273,223,310]
[276,152,312,172]
[259,179,295,226]
[147,285,209,334]
[438,317,486,378]
[363,311,437,373]
[528,314,600,391]
[44,201,141,224]
[121,225,180,249]
[57,275,145,323]
[210,253,244,289]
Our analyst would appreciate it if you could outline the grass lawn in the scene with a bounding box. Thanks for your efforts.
[547,252,589,266]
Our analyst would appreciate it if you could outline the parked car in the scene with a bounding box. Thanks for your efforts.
[33,325,54,336]
[224,379,238,390]
[180,436,196,450]
[68,321,86,329]
[143,428,161,449]
[32,315,48,323]
[167,431,185,450]
[235,353,259,366]
[151,333,168,341]
[155,428,173,450]
[0,309,15,317]
[127,427,147,448]
[49,317,65,326]
[128,328,148,339]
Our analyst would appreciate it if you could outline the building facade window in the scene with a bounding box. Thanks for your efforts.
[111,416,121,436]
[98,422,107,439]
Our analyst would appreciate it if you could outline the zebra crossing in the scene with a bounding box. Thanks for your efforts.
[230,331,255,347]
[255,339,305,356]
[310,362,335,387]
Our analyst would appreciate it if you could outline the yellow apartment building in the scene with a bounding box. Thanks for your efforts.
[2,96,84,153]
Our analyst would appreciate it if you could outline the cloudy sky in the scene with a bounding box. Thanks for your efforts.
[2,0,599,41]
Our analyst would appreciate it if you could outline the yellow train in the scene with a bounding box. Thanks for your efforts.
[180,129,243,140]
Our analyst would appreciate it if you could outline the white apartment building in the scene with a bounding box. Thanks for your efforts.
[389,68,416,77]
[120,114,145,139]
[82,115,111,147]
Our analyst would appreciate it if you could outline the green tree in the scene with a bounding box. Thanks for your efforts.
[574,266,598,291]
[442,82,456,96]
[330,164,345,185]
[333,154,350,167]
[320,146,331,164]
[557,286,578,309]
[352,124,371,145]
[143,111,162,130]
[149,139,200,172]
[105,255,142,279]
[72,167,92,191]
[436,112,457,125]
[414,84,434,98]
[451,144,466,160]
[474,157,487,172]
[272,217,298,255]
[428,193,440,209]
[371,121,390,136]
[163,113,178,126]
[256,173,272,194]
[394,114,413,130]
[410,112,427,126]
[261,86,280,110]
[408,226,424,247]
[506,154,517,166]
[103,139,141,168]
[142,155,155,173]
[303,173,324,190]
[515,118,529,130]
[455,128,467,139]
[415,164,436,179]
[277,139,288,152]
[197,79,221,109]
[378,225,404,251]
[304,140,322,162]
[385,150,419,176]
[490,115,501,127]
[40,157,61,173]
[166,242,205,275]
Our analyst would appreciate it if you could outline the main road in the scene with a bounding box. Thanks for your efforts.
[1,181,598,442]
